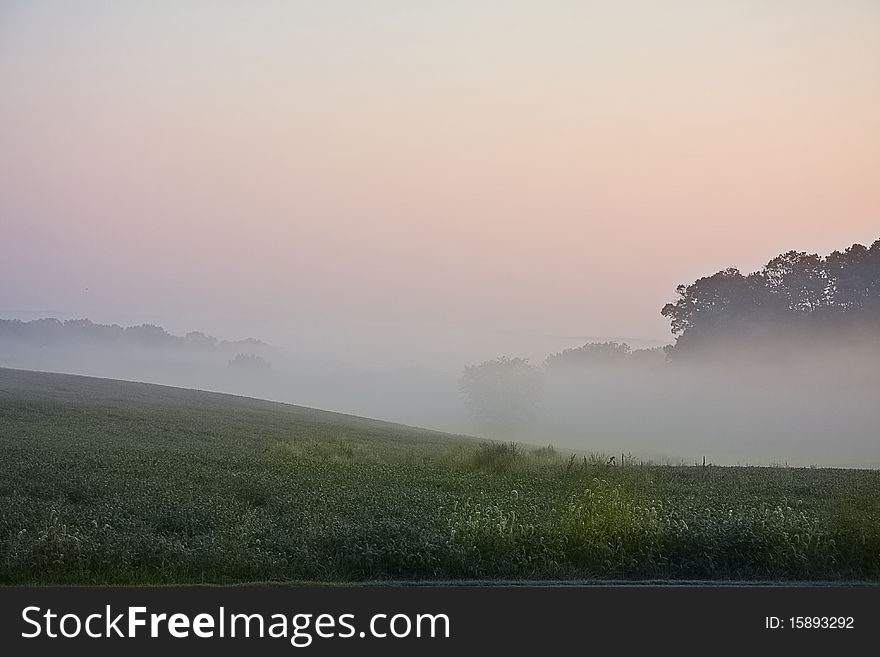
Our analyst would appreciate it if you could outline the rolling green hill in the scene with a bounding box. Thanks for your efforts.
[1,367,878,584]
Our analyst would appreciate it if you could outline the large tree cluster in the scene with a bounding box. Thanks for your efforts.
[661,239,880,357]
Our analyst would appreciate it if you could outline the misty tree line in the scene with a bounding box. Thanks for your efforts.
[0,318,267,353]
[460,238,880,435]
[459,342,665,436]
[662,238,880,357]
[228,353,272,371]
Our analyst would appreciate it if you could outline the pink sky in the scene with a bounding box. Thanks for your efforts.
[1,1,878,364]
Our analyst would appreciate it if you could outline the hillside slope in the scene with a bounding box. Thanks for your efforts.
[0,367,468,450]
[1,367,878,584]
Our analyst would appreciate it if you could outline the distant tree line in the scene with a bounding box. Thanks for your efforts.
[661,239,880,358]
[459,342,665,436]
[544,341,665,371]
[461,238,879,435]
[0,318,268,353]
[228,353,272,371]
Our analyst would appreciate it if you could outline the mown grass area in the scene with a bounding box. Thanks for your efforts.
[1,367,878,584]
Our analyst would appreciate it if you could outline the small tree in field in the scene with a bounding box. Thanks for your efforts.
[459,357,541,438]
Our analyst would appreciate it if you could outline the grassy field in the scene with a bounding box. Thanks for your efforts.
[1,367,878,584]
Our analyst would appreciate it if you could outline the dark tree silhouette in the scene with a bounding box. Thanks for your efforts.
[825,241,880,314]
[661,238,880,358]
[762,251,829,313]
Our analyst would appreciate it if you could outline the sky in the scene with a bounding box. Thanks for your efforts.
[2,0,879,367]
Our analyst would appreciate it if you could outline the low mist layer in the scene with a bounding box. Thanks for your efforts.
[2,239,878,467]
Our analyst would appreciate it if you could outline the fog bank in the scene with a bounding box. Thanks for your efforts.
[2,318,878,468]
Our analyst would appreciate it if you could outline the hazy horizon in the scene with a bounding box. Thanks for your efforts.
[2,2,879,466]
[3,1,879,368]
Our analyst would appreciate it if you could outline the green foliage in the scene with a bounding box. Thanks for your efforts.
[1,368,878,584]
[469,442,521,473]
